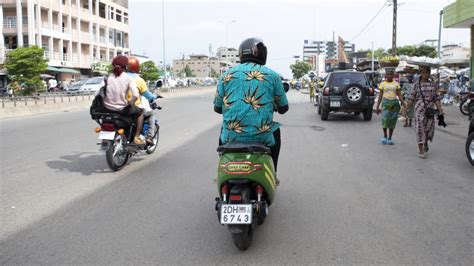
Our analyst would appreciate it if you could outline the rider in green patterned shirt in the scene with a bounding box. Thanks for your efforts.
[214,38,289,184]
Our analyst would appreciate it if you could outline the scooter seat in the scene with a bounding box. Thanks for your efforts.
[217,142,271,154]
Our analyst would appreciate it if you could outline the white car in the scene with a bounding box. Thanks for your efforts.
[80,76,105,94]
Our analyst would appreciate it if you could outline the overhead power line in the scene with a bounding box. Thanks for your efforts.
[350,1,388,42]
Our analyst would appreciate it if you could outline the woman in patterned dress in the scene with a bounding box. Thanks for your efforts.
[403,66,444,159]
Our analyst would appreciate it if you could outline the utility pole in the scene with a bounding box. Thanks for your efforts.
[391,0,397,56]
[162,0,167,86]
[438,10,443,58]
[371,41,375,72]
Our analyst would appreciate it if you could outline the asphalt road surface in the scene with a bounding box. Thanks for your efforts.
[1,90,472,264]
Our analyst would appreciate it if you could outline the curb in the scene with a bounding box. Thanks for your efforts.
[0,87,215,119]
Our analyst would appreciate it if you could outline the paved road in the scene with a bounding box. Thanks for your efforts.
[1,90,472,264]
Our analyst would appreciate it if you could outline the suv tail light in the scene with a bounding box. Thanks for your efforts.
[323,87,330,96]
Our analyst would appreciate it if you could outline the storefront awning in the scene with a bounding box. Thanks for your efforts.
[47,66,80,74]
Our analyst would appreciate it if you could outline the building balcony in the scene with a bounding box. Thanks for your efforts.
[81,32,91,43]
[43,50,51,60]
[3,20,17,28]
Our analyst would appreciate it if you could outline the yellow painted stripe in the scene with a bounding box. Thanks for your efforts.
[264,163,272,174]
[265,172,275,189]
[264,163,275,182]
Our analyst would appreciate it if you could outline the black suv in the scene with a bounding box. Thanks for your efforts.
[318,71,375,121]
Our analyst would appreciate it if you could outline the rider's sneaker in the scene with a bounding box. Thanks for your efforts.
[387,139,394,145]
[380,137,388,145]
[134,137,146,145]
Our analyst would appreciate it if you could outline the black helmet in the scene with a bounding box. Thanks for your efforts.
[239,37,267,65]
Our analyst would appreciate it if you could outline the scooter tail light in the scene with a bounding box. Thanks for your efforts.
[323,87,330,96]
[221,184,229,194]
[256,185,263,194]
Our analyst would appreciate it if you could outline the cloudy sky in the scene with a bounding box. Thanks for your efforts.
[129,0,469,77]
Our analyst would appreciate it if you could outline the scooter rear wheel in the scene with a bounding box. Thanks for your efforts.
[232,225,253,251]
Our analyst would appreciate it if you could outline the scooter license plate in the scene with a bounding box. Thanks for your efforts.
[98,131,115,140]
[330,100,341,107]
[220,204,252,224]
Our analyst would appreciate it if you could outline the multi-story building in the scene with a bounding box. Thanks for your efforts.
[303,39,355,61]
[1,0,130,80]
[216,47,240,65]
[441,44,470,68]
[173,55,220,78]
[303,38,355,73]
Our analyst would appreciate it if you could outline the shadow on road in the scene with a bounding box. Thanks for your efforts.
[323,113,366,121]
[46,152,145,176]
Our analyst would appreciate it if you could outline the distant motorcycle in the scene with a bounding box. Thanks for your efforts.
[93,100,161,171]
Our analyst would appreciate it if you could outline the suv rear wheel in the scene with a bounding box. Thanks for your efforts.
[343,84,365,105]
[321,106,329,120]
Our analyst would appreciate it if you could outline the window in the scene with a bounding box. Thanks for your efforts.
[116,10,122,22]
[109,6,115,20]
[124,12,128,24]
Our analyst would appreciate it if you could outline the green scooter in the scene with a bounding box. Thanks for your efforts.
[215,142,277,250]
[214,81,288,250]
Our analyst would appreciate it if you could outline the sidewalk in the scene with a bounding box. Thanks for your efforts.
[0,86,215,119]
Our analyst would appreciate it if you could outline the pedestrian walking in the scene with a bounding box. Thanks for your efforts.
[309,78,316,102]
[403,66,445,159]
[375,69,405,145]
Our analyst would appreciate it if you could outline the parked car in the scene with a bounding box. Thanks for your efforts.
[79,76,104,94]
[64,80,87,94]
[466,116,474,166]
[318,71,375,121]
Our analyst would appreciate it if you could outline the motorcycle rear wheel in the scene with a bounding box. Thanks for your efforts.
[232,225,253,251]
[460,98,470,116]
[466,133,474,166]
[106,134,129,171]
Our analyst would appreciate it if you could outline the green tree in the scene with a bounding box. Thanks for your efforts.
[290,61,312,79]
[4,46,48,94]
[139,60,160,82]
[184,65,195,77]
[389,45,416,56]
[414,45,437,58]
[367,48,389,60]
[209,68,219,78]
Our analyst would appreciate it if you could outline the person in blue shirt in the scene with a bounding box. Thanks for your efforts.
[214,37,289,185]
